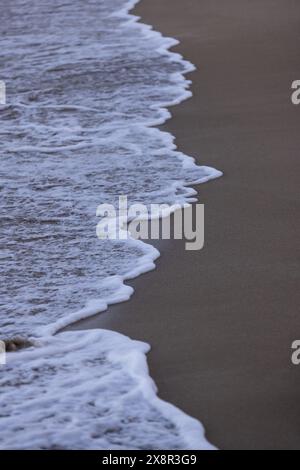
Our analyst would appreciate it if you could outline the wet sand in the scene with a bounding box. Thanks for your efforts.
[67,0,300,449]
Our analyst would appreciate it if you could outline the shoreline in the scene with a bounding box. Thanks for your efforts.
[67,0,300,449]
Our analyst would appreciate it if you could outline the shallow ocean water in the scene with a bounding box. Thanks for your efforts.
[0,0,220,449]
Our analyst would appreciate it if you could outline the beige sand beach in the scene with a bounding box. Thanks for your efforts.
[67,0,300,449]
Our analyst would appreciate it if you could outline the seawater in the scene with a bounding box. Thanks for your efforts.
[0,0,220,449]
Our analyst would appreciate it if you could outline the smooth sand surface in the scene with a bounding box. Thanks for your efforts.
[67,0,300,449]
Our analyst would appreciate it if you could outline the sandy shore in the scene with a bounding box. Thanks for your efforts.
[67,0,300,449]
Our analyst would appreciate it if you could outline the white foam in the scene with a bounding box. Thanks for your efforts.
[0,0,221,450]
[0,330,214,450]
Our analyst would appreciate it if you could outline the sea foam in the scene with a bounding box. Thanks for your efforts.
[0,330,215,450]
[0,0,221,449]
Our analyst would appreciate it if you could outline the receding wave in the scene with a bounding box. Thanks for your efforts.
[0,0,220,449]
